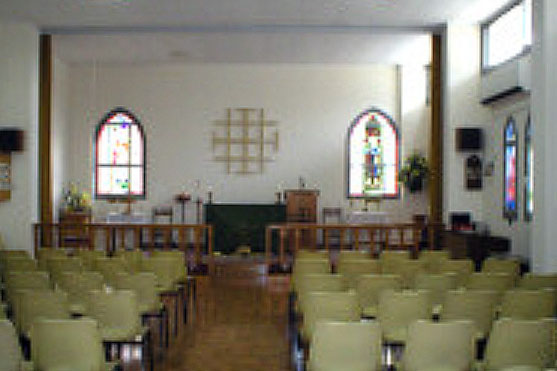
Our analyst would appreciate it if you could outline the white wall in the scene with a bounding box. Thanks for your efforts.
[0,22,39,252]
[444,21,533,260]
[52,57,70,222]
[531,0,557,272]
[63,62,430,223]
[443,23,492,224]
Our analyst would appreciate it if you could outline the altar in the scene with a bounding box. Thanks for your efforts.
[344,211,390,224]
[204,203,286,254]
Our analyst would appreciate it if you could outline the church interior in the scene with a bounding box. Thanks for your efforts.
[0,0,556,370]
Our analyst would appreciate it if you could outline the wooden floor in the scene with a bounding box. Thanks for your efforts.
[156,259,292,371]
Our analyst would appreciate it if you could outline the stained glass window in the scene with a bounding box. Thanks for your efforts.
[524,116,533,220]
[503,117,517,220]
[348,109,399,198]
[95,108,145,199]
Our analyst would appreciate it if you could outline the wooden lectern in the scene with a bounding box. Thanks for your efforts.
[284,189,319,248]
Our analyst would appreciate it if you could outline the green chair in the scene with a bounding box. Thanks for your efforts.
[307,321,382,371]
[477,318,555,371]
[30,318,119,371]
[87,289,153,371]
[399,320,475,371]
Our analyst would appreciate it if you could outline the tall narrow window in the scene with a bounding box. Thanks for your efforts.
[524,116,533,220]
[348,108,399,198]
[95,108,145,199]
[503,117,517,220]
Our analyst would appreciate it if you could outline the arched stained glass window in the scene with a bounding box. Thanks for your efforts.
[503,117,517,220]
[524,115,533,221]
[348,108,399,198]
[95,108,145,199]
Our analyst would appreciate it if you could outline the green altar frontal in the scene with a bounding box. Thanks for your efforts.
[204,203,286,254]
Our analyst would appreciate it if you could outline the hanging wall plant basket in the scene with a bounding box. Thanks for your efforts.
[399,154,429,193]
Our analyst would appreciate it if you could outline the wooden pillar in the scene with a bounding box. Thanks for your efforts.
[429,33,444,225]
[39,34,53,240]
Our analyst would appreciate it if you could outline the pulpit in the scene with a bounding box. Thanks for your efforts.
[284,189,319,248]
[284,189,319,222]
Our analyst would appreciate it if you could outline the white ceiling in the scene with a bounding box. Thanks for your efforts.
[0,0,513,30]
[0,0,514,64]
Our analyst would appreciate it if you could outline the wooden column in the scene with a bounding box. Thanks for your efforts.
[429,33,443,225]
[39,34,53,241]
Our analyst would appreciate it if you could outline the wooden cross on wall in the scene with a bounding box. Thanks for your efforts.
[212,108,279,174]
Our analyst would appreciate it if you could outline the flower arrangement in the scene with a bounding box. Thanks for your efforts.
[398,154,429,192]
[63,182,91,211]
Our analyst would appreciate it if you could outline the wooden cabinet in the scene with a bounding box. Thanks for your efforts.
[59,210,91,247]
[284,190,319,223]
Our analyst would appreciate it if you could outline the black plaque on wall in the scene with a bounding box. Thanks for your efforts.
[465,155,482,190]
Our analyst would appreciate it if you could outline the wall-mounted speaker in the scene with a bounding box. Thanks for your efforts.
[0,129,24,152]
[456,128,482,151]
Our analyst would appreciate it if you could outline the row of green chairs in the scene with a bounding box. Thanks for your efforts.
[296,273,555,340]
[307,318,556,371]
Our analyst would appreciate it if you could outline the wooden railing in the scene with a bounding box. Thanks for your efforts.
[265,222,445,269]
[33,223,213,271]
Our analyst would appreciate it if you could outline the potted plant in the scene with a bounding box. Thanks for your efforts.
[399,154,429,192]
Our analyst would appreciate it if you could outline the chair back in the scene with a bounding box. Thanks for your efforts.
[75,249,106,270]
[87,289,141,341]
[296,273,346,314]
[519,273,557,290]
[295,250,329,261]
[483,318,555,370]
[0,250,30,267]
[418,250,450,273]
[36,248,67,269]
[4,271,51,302]
[56,271,104,315]
[114,272,160,314]
[377,289,431,343]
[401,320,475,371]
[150,251,187,282]
[16,289,71,336]
[0,319,23,371]
[114,249,144,273]
[482,258,521,282]
[92,256,129,285]
[440,289,499,339]
[308,321,382,371]
[337,250,373,263]
[336,259,381,289]
[466,272,515,297]
[141,256,180,290]
[500,289,556,320]
[355,274,403,318]
[414,273,457,309]
[302,291,360,343]
[46,256,83,283]
[384,259,428,288]
[438,259,474,287]
[30,318,105,371]
[2,257,38,277]
[291,259,330,292]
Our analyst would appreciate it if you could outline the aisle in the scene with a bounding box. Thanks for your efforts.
[162,260,292,371]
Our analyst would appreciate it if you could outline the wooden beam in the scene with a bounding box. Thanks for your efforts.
[429,34,443,224]
[39,34,53,227]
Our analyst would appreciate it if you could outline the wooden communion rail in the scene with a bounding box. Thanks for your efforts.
[265,222,445,269]
[33,222,213,271]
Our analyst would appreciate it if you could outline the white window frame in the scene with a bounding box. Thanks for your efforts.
[481,0,532,71]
